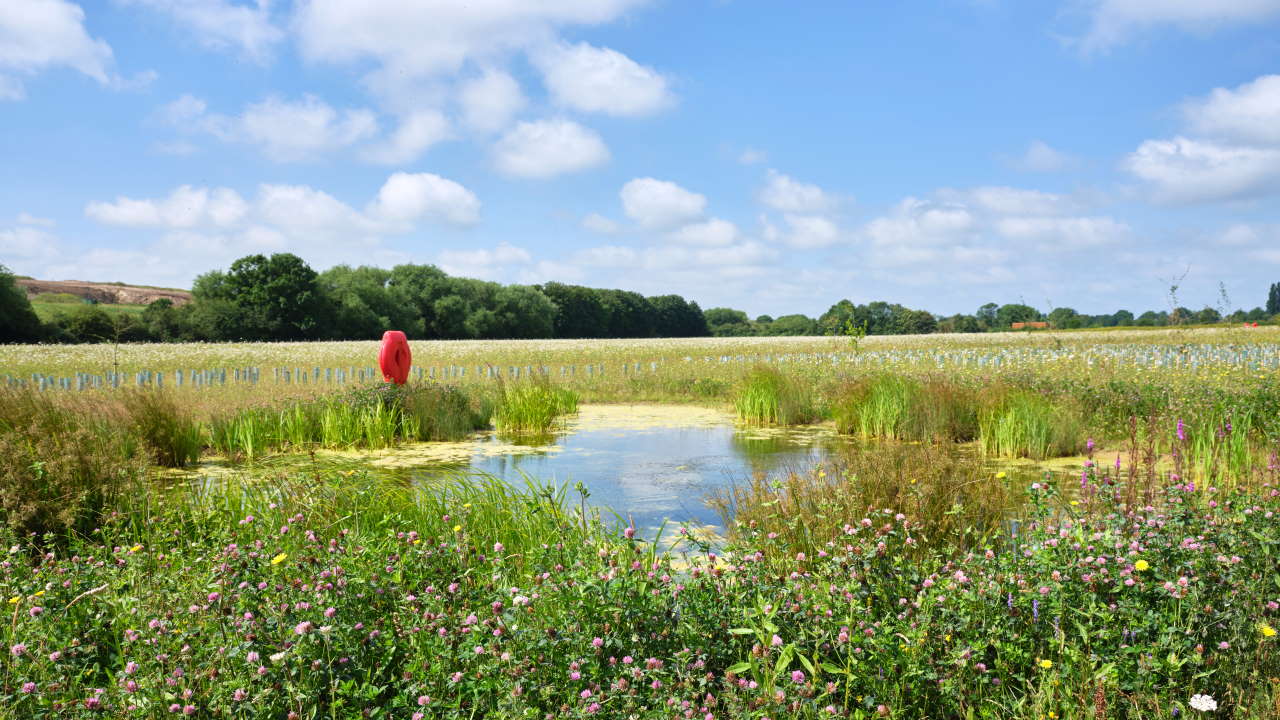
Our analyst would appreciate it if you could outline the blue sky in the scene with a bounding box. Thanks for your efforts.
[3,0,1280,318]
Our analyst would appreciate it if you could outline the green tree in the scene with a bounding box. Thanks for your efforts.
[540,282,608,338]
[1047,307,1082,329]
[995,303,1042,328]
[1109,309,1134,327]
[649,295,708,337]
[598,290,656,338]
[321,265,422,339]
[0,265,43,343]
[764,314,818,336]
[193,254,334,340]
[1267,282,1280,315]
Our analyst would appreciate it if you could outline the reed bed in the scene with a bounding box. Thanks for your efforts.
[733,365,819,426]
[492,379,579,435]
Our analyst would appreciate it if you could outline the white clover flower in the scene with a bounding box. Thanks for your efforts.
[269,651,287,665]
[1189,694,1217,712]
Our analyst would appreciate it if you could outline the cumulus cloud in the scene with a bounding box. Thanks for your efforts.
[581,213,621,234]
[1184,74,1280,146]
[118,0,283,63]
[1126,75,1280,203]
[294,0,649,104]
[668,218,739,247]
[0,0,117,100]
[492,119,610,178]
[1011,140,1075,172]
[857,187,1129,274]
[620,178,706,229]
[533,41,673,116]
[86,186,249,228]
[438,242,532,279]
[361,110,452,165]
[738,147,768,165]
[17,212,55,227]
[71,173,481,285]
[366,172,481,226]
[161,94,381,162]
[779,214,840,249]
[459,69,526,133]
[1074,0,1280,54]
[758,170,835,213]
[1125,136,1280,203]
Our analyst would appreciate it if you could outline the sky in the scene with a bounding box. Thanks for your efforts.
[3,0,1280,319]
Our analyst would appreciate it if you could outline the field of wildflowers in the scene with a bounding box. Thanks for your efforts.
[2,445,1278,718]
[2,328,1279,717]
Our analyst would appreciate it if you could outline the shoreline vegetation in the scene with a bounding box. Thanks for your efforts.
[2,330,1279,717]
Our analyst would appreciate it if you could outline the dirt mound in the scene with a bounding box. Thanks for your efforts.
[17,279,192,306]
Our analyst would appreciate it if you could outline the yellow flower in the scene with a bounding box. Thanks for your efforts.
[995,471,1007,479]
[129,544,143,553]
[7,596,19,604]
[271,553,288,565]
[462,503,472,509]
[413,539,422,545]
[34,590,43,597]
[1134,560,1149,572]
[453,524,462,533]
[1261,623,1277,638]
[1070,500,1079,506]
[1038,659,1053,669]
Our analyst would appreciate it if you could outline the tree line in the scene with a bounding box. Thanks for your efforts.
[2,256,1278,344]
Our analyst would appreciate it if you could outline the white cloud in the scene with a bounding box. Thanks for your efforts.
[237,95,379,162]
[0,225,61,269]
[533,41,672,116]
[367,172,480,226]
[1124,136,1280,203]
[73,173,481,284]
[492,119,610,178]
[994,216,1131,248]
[668,218,739,247]
[86,186,249,228]
[0,0,116,100]
[17,212,55,227]
[438,243,532,279]
[1184,74,1280,147]
[361,110,452,165]
[758,170,835,213]
[1075,0,1280,53]
[163,94,382,162]
[620,178,706,229]
[946,186,1073,216]
[738,147,767,165]
[1013,140,1074,172]
[459,69,526,133]
[581,213,621,234]
[780,214,840,249]
[294,0,649,104]
[119,0,283,63]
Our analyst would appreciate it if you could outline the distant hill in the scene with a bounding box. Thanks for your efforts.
[17,279,192,306]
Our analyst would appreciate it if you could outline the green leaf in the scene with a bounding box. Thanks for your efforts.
[727,661,752,674]
[728,628,755,635]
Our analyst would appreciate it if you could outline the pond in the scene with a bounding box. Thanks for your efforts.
[354,404,854,535]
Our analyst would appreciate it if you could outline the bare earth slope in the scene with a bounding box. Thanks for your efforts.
[17,278,191,306]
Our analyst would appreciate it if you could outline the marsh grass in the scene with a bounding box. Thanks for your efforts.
[833,374,979,442]
[710,442,1015,564]
[0,388,147,539]
[493,378,579,434]
[120,389,203,467]
[978,389,1085,459]
[209,383,493,459]
[733,365,818,426]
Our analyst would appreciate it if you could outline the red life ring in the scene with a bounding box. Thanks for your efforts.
[378,331,412,385]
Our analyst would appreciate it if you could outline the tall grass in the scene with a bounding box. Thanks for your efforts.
[0,388,147,539]
[493,379,579,434]
[832,374,979,442]
[209,383,492,459]
[709,442,1014,565]
[120,389,203,467]
[978,389,1085,459]
[733,366,818,426]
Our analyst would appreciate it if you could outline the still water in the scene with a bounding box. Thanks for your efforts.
[398,405,853,534]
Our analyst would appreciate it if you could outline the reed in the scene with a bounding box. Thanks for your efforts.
[493,379,579,434]
[832,374,979,442]
[978,389,1085,459]
[733,365,818,426]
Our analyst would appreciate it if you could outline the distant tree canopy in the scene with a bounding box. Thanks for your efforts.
[0,264,43,343]
[8,253,1278,344]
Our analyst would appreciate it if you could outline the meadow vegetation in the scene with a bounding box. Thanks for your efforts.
[2,330,1279,717]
